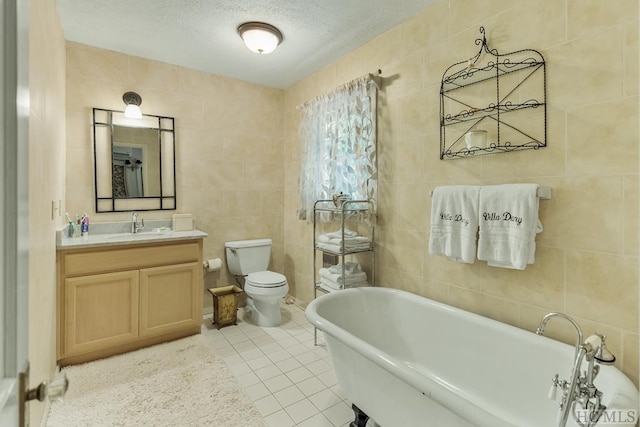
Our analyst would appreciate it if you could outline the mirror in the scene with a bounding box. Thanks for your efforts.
[93,108,176,212]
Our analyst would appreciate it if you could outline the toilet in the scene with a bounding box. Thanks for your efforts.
[225,238,289,327]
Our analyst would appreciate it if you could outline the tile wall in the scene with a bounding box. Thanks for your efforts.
[65,43,286,310]
[60,0,638,386]
[282,0,639,384]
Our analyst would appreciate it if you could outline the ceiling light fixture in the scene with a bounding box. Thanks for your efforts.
[122,91,142,119]
[238,22,283,55]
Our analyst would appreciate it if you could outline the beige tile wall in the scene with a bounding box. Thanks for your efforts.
[61,0,638,386]
[29,0,67,423]
[65,43,285,312]
[283,0,639,384]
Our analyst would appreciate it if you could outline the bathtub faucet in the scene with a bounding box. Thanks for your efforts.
[537,313,615,427]
[536,312,583,362]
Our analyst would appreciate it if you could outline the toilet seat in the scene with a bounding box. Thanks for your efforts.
[246,271,287,288]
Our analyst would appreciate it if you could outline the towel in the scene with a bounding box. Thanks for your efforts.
[477,184,543,270]
[326,236,371,245]
[316,239,372,253]
[328,262,361,274]
[319,268,368,285]
[428,185,481,264]
[319,277,367,291]
[325,229,358,238]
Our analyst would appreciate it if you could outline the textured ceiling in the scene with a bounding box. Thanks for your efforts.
[56,0,435,89]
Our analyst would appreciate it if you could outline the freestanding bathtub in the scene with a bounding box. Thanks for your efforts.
[305,287,638,427]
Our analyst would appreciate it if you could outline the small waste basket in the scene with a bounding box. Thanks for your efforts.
[207,285,244,329]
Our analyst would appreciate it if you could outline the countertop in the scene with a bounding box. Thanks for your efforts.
[57,229,208,250]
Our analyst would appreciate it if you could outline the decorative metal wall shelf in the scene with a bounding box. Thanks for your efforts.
[439,27,546,160]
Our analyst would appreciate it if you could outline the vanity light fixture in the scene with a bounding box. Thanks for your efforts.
[122,91,142,119]
[237,22,283,54]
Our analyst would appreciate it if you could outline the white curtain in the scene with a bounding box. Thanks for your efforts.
[297,75,378,221]
[124,166,143,197]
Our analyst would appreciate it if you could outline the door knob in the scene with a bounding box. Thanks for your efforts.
[24,372,68,402]
[20,369,69,427]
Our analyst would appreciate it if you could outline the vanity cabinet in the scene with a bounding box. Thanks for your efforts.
[57,239,203,366]
[139,263,201,338]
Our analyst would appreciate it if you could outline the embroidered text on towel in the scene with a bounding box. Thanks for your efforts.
[440,212,472,227]
[482,212,523,226]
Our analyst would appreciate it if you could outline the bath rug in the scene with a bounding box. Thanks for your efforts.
[46,334,266,427]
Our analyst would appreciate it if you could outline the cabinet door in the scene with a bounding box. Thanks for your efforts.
[139,262,202,338]
[64,270,139,356]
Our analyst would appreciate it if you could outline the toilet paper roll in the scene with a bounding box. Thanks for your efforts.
[204,258,222,272]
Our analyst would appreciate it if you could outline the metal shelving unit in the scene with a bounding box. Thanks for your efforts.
[312,199,375,345]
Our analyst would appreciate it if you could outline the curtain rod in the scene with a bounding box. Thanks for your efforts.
[297,69,382,110]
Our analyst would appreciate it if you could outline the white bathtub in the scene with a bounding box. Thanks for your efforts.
[305,287,638,427]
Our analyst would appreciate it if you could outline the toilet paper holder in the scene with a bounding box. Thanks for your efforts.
[203,258,222,272]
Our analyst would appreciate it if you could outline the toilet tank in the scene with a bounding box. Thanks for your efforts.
[225,238,272,275]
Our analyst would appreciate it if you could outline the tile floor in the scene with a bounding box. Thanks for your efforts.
[201,302,365,427]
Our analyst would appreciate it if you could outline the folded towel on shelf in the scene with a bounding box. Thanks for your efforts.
[325,229,358,238]
[428,185,481,264]
[317,234,332,243]
[316,241,371,253]
[326,236,371,245]
[319,268,368,285]
[319,277,367,291]
[328,262,361,274]
[477,184,543,270]
[316,242,341,253]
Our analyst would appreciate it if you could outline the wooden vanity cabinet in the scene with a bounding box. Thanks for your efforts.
[57,239,203,366]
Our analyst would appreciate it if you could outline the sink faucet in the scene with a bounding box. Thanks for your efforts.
[537,313,614,427]
[131,212,144,234]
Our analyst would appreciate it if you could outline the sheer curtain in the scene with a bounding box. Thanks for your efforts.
[297,75,378,221]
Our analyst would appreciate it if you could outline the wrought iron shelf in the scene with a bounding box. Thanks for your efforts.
[441,139,546,159]
[442,61,544,93]
[441,100,544,126]
[439,27,547,160]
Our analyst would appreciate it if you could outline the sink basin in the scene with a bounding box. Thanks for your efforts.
[103,231,172,240]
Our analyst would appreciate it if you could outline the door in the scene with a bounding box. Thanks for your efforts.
[139,263,202,338]
[64,271,139,357]
[0,0,29,425]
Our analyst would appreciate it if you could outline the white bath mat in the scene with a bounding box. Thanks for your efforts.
[46,334,266,427]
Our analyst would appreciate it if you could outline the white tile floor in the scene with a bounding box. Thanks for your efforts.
[201,303,360,427]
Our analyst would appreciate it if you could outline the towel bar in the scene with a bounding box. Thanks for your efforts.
[429,187,552,200]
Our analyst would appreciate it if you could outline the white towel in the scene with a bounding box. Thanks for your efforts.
[477,184,543,270]
[428,185,481,264]
[317,234,332,243]
[327,236,371,245]
[325,229,358,238]
[319,277,367,291]
[317,232,371,252]
[316,241,371,253]
[319,268,368,285]
[328,262,361,274]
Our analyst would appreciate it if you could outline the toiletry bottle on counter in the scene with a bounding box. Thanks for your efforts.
[74,214,81,238]
[66,212,74,237]
[81,213,89,237]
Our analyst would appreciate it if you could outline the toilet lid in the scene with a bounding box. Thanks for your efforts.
[247,271,287,288]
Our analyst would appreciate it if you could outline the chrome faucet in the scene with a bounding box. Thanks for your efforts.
[131,212,144,233]
[537,313,615,427]
[536,312,584,362]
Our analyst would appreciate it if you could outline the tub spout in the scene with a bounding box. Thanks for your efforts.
[536,312,583,363]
